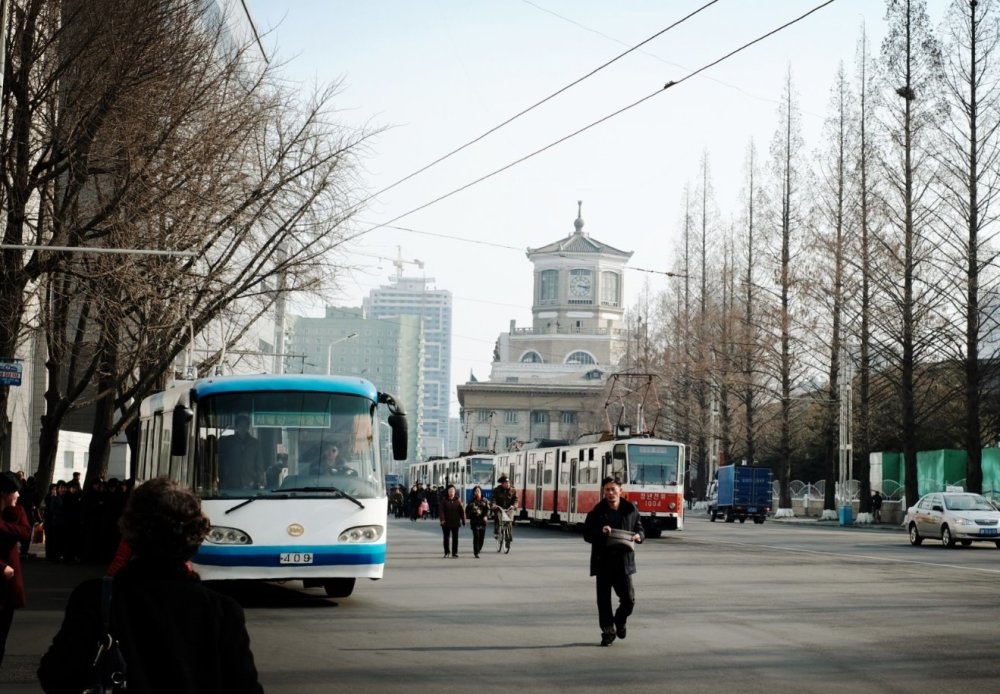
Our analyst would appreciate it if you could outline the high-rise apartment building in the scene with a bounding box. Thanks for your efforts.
[285,307,424,474]
[363,276,452,458]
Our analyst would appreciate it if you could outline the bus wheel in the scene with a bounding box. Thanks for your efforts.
[644,525,662,539]
[323,578,356,598]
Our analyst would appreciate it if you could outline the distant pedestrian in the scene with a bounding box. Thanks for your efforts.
[871,491,883,523]
[0,473,31,667]
[465,485,489,558]
[439,484,466,558]
[38,477,262,692]
[584,477,644,647]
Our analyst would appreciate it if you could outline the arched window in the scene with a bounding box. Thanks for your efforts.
[520,350,544,363]
[565,351,596,365]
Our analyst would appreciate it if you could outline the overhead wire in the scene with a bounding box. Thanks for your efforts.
[341,0,838,246]
[348,0,723,213]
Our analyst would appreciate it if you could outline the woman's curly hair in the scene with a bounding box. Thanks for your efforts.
[120,477,210,562]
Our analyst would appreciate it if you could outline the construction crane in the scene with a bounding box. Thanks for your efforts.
[392,245,424,279]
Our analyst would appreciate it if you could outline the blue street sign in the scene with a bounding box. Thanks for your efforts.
[0,361,22,387]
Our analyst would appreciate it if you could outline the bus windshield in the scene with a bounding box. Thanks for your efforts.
[627,444,681,486]
[194,391,382,499]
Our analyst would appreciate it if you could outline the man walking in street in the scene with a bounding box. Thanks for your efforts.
[584,476,644,647]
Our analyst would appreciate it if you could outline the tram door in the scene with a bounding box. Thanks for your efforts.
[569,458,578,517]
[534,458,544,518]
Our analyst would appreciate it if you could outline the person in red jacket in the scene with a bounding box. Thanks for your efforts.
[0,473,31,667]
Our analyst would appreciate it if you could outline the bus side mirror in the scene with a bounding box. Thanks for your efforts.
[171,405,193,457]
[378,391,408,461]
[388,413,407,460]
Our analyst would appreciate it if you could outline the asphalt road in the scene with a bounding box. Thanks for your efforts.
[4,514,1000,693]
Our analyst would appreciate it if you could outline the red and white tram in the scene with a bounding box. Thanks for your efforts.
[495,435,685,537]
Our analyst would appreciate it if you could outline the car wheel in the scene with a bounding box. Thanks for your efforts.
[710,510,717,522]
[960,540,972,547]
[908,523,923,546]
[941,525,955,548]
[995,541,1000,549]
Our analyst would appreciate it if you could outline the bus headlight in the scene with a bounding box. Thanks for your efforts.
[205,526,252,545]
[338,525,384,543]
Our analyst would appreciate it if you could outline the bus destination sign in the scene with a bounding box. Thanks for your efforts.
[0,361,22,387]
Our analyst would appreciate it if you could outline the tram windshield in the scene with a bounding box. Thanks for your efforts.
[193,391,382,499]
[468,458,494,486]
[627,444,681,486]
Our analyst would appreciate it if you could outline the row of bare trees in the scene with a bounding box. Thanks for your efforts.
[0,1,372,496]
[627,0,1000,509]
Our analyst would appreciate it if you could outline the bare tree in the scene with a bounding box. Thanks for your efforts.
[0,1,375,491]
[808,63,857,513]
[936,0,1000,493]
[876,0,946,506]
[766,67,808,510]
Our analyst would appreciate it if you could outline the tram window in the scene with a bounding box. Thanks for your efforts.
[544,469,553,484]
[528,468,536,484]
[560,467,569,485]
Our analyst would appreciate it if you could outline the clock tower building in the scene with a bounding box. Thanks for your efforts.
[456,202,633,454]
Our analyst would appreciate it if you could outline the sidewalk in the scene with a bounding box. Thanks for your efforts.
[0,545,104,690]
[769,515,905,531]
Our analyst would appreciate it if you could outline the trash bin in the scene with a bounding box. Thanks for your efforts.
[838,505,853,526]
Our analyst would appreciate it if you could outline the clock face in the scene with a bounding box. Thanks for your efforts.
[569,274,592,297]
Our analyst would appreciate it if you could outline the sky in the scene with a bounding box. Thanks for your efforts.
[243,0,949,417]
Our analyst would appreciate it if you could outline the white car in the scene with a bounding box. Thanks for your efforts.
[904,492,1000,548]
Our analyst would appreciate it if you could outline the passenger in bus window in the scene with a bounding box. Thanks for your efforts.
[583,476,644,647]
[218,415,265,490]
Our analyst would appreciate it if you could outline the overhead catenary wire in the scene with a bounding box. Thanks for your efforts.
[349,0,723,213]
[343,0,838,246]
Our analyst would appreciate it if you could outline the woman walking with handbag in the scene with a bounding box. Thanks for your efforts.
[38,477,262,692]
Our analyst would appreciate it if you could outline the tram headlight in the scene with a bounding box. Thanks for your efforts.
[205,526,252,545]
[338,525,384,543]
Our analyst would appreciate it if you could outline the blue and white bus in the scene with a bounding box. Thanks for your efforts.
[137,374,407,598]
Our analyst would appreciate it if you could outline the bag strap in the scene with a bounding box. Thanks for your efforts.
[100,576,113,633]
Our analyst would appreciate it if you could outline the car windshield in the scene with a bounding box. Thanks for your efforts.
[943,494,995,512]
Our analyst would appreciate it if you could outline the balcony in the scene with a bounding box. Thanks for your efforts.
[510,326,626,337]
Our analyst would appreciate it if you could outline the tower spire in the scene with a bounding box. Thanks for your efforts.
[574,200,585,235]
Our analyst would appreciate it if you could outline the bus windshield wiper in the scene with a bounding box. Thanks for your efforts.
[275,486,365,509]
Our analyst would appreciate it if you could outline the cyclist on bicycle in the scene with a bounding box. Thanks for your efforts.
[491,475,518,543]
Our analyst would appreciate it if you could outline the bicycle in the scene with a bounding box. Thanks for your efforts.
[494,505,515,554]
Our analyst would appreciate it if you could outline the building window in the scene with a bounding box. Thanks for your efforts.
[601,271,620,307]
[539,269,558,303]
[561,411,577,424]
[504,410,518,424]
[475,436,490,449]
[477,410,491,422]
[520,350,544,363]
[504,436,518,450]
[566,351,596,365]
[531,411,548,424]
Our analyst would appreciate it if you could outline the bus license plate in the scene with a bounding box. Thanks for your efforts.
[279,552,313,564]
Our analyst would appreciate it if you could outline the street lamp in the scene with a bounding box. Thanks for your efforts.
[326,332,358,374]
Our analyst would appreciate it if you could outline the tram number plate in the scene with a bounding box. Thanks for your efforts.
[279,552,313,564]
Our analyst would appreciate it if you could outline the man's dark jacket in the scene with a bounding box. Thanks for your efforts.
[583,497,645,576]
[38,559,262,693]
